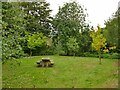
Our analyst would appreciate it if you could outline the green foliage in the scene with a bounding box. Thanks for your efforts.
[79,29,92,53]
[2,2,25,62]
[83,52,119,59]
[27,33,46,49]
[103,11,118,53]
[52,1,90,55]
[83,52,99,58]
[67,37,79,56]
[0,3,2,61]
[2,1,53,61]
[55,41,65,55]
[104,13,118,46]
[20,2,52,36]
[2,1,118,60]
[102,53,119,59]
[26,32,47,56]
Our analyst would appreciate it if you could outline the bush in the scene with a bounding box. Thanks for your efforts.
[102,53,119,59]
[83,52,99,58]
[82,52,119,59]
[101,53,110,58]
[43,46,56,55]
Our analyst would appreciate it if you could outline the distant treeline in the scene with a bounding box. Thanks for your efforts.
[1,1,119,62]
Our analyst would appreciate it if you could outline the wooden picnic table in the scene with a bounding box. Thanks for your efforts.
[36,58,54,67]
[42,58,50,62]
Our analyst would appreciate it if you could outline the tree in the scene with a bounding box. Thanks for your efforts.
[18,1,53,56]
[0,2,2,60]
[118,5,120,54]
[103,11,118,53]
[90,26,106,64]
[2,1,54,60]
[26,32,47,56]
[79,24,92,53]
[2,2,25,62]
[52,1,89,55]
[20,1,52,36]
[66,37,79,56]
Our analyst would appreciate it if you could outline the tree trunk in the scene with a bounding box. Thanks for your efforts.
[99,50,102,64]
[73,52,75,57]
[29,49,32,57]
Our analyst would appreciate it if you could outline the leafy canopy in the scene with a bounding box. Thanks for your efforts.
[90,26,106,51]
[26,32,47,50]
[67,37,79,55]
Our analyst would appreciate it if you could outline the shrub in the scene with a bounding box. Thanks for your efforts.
[102,53,119,59]
[83,52,99,58]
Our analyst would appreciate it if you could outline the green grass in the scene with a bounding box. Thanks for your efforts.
[2,55,118,88]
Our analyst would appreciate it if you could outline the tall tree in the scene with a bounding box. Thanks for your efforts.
[118,5,120,54]
[19,1,53,56]
[2,2,25,62]
[20,1,52,36]
[103,11,118,53]
[90,26,106,64]
[52,1,89,55]
[0,2,2,60]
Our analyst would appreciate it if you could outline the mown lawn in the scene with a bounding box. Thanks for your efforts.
[2,56,118,88]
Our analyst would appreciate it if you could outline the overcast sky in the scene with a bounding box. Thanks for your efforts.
[46,0,119,28]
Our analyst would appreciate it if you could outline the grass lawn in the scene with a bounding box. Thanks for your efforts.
[2,55,118,88]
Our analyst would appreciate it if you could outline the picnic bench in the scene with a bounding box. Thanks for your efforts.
[36,58,54,67]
